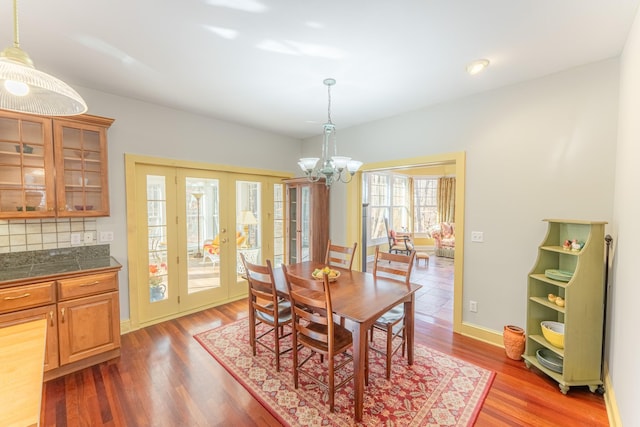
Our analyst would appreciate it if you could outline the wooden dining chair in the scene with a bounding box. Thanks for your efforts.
[242,254,292,372]
[370,246,416,380]
[324,240,358,271]
[283,265,354,412]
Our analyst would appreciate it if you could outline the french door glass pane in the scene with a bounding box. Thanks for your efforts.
[147,175,168,303]
[236,181,261,276]
[273,183,284,266]
[186,177,220,294]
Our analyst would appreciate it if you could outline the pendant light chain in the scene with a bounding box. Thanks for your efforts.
[327,82,332,125]
[13,0,20,48]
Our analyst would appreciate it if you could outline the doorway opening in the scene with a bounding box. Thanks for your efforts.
[346,152,466,334]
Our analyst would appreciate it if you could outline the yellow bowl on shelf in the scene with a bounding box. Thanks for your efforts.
[541,321,564,349]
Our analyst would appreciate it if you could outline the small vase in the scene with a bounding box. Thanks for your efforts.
[503,325,526,360]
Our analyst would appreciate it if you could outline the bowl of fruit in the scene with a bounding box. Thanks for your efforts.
[312,266,341,282]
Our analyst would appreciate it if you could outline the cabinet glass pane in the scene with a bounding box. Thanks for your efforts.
[61,126,104,212]
[300,186,310,262]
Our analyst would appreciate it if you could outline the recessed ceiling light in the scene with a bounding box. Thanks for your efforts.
[466,59,490,75]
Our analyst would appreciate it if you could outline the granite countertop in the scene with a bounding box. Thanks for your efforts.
[0,245,121,285]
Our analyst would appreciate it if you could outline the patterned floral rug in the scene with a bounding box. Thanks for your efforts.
[195,319,494,426]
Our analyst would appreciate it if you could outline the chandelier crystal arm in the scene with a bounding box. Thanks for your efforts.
[298,78,361,187]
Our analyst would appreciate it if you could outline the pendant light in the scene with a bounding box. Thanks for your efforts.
[0,0,87,115]
[298,78,362,187]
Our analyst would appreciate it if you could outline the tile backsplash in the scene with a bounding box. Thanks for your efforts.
[0,218,98,253]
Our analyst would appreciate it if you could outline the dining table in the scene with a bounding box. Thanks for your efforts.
[273,261,422,422]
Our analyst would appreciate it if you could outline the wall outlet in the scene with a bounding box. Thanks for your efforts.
[469,300,478,313]
[99,231,114,243]
[471,231,484,242]
[83,232,95,244]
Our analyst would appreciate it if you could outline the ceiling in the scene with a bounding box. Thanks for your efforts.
[2,0,638,139]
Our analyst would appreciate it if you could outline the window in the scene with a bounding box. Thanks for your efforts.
[413,177,438,233]
[365,172,410,243]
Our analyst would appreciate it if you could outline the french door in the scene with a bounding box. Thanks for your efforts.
[134,164,278,325]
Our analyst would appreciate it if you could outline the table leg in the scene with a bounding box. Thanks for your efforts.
[405,295,415,365]
[351,321,367,421]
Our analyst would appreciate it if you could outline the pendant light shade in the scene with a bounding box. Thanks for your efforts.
[0,0,87,116]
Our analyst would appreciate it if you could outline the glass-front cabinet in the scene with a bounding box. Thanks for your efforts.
[0,110,113,219]
[53,117,112,217]
[284,178,329,264]
[0,112,55,217]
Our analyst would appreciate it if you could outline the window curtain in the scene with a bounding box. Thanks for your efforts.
[437,177,456,223]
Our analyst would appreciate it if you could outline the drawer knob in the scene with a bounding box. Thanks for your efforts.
[3,293,31,300]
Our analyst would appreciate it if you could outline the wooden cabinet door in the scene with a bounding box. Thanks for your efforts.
[0,304,59,372]
[285,178,329,264]
[57,291,120,365]
[53,115,114,217]
[0,111,56,218]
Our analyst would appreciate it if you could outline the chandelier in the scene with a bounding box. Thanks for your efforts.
[0,0,87,116]
[298,78,362,187]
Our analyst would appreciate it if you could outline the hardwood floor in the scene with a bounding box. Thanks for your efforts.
[41,256,608,426]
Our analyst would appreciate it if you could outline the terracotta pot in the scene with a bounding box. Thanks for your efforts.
[503,325,526,360]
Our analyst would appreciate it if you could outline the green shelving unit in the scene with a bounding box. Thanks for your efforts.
[523,219,606,394]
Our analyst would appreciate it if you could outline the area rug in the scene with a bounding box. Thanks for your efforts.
[195,319,495,426]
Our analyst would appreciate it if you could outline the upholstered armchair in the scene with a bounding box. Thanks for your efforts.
[431,222,455,258]
[384,217,414,255]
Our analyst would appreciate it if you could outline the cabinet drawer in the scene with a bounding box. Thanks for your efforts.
[0,282,56,314]
[57,272,118,300]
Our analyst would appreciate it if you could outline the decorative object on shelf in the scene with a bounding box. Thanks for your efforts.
[0,0,87,116]
[554,297,565,307]
[297,78,362,187]
[14,143,33,153]
[547,293,557,302]
[544,269,573,282]
[541,321,565,349]
[571,239,584,251]
[536,348,563,373]
[503,325,526,360]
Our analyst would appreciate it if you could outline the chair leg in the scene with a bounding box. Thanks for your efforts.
[292,335,299,389]
[274,323,281,372]
[328,356,335,412]
[386,323,393,380]
[249,311,257,356]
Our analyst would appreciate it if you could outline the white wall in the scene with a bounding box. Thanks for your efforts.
[74,88,301,318]
[303,59,619,333]
[610,7,640,425]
